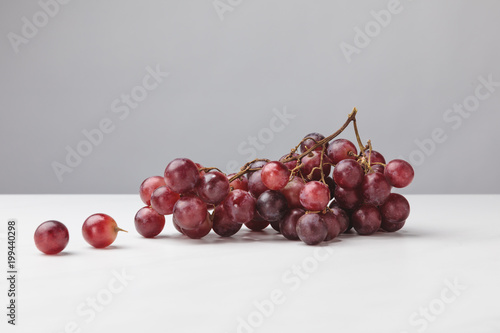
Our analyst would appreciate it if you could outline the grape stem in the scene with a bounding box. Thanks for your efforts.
[227,158,270,183]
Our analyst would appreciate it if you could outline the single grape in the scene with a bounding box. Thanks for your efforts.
[182,213,212,239]
[325,176,336,198]
[280,153,298,171]
[34,220,69,255]
[270,220,281,232]
[361,172,392,206]
[380,193,410,223]
[172,216,184,234]
[228,173,249,191]
[333,159,364,189]
[82,213,126,248]
[223,189,256,223]
[246,160,268,178]
[299,181,330,211]
[363,150,386,165]
[385,159,414,188]
[327,139,357,164]
[333,186,363,210]
[301,151,332,181]
[139,176,166,205]
[150,186,180,215]
[248,169,268,198]
[280,176,305,209]
[213,205,242,237]
[352,204,382,235]
[322,211,342,241]
[173,195,208,230]
[296,213,327,245]
[196,171,230,205]
[256,190,289,222]
[134,206,165,238]
[245,213,270,231]
[371,164,385,174]
[279,208,305,240]
[300,132,325,153]
[381,220,406,232]
[164,158,201,194]
[261,161,291,190]
[328,202,350,234]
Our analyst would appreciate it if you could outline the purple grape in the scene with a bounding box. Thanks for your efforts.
[327,139,357,164]
[196,171,230,205]
[223,190,256,223]
[212,205,242,237]
[381,220,406,232]
[352,204,382,235]
[333,159,364,189]
[173,195,208,230]
[164,158,201,194]
[300,132,325,153]
[301,151,332,181]
[322,211,342,241]
[334,186,362,210]
[385,159,414,188]
[361,172,392,206]
[380,193,410,223]
[256,190,289,222]
[299,181,330,211]
[248,170,268,198]
[296,213,328,245]
[279,208,305,240]
[245,213,269,231]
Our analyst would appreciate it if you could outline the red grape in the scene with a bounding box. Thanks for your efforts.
[333,186,362,210]
[270,220,281,232]
[371,164,385,173]
[301,151,331,181]
[300,132,325,153]
[361,172,392,206]
[213,205,242,237]
[280,153,298,171]
[296,213,327,245]
[327,139,357,164]
[82,213,125,248]
[172,217,184,234]
[385,159,414,188]
[246,160,268,178]
[328,202,350,234]
[245,213,270,231]
[223,189,256,223]
[363,150,386,165]
[139,176,166,205]
[173,195,208,230]
[248,170,268,198]
[279,208,305,240]
[280,176,305,209]
[380,193,410,223]
[134,206,165,238]
[150,186,180,215]
[322,211,342,241]
[325,176,336,198]
[381,220,406,232]
[164,158,200,194]
[34,220,69,255]
[196,171,230,205]
[352,204,382,235]
[228,174,248,191]
[299,181,330,211]
[261,161,290,190]
[182,213,212,239]
[256,190,289,222]
[333,159,364,189]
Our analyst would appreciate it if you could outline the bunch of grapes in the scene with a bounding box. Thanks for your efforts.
[135,109,415,246]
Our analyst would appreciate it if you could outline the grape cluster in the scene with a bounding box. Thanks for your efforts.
[135,110,415,245]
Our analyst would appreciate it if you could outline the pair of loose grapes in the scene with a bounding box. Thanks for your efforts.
[34,214,126,255]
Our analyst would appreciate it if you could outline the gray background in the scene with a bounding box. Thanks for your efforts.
[1,0,499,194]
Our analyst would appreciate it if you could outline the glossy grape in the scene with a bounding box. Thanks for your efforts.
[213,205,242,237]
[385,159,414,188]
[139,176,166,205]
[333,186,363,210]
[363,150,386,165]
[325,176,336,198]
[371,164,385,174]
[327,139,357,164]
[34,220,69,255]
[256,190,289,222]
[248,170,268,198]
[301,151,332,181]
[296,213,328,245]
[279,208,305,240]
[228,173,249,191]
[280,176,305,209]
[280,153,298,171]
[270,220,281,232]
[246,160,268,178]
[352,204,382,235]
[381,220,406,232]
[322,211,342,241]
[196,171,230,205]
[164,158,200,194]
[328,202,350,234]
[82,213,124,248]
[261,161,291,190]
[173,195,208,230]
[182,213,212,239]
[151,186,180,215]
[300,132,325,153]
[380,193,410,223]
[245,213,270,231]
[223,189,256,223]
[333,159,364,189]
[361,172,392,206]
[134,206,165,238]
[299,181,330,211]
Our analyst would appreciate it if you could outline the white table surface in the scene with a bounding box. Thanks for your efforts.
[1,194,499,333]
